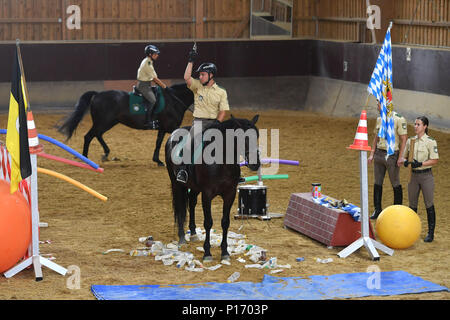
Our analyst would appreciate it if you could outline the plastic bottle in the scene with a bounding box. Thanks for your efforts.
[130,249,150,257]
[176,259,187,268]
[227,271,240,283]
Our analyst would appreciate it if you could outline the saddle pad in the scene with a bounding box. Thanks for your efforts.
[128,93,145,115]
[128,87,165,115]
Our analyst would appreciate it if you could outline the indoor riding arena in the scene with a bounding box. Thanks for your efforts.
[0,0,449,304]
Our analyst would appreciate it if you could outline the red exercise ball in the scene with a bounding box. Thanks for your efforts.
[0,180,31,273]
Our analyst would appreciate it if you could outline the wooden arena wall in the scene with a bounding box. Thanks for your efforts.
[0,0,448,47]
[0,39,449,96]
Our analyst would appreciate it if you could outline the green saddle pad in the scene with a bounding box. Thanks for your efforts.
[129,87,165,115]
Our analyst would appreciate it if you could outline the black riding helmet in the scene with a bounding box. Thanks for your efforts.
[196,63,217,77]
[145,44,160,57]
[196,63,217,86]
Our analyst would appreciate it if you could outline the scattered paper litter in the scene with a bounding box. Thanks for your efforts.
[102,248,125,255]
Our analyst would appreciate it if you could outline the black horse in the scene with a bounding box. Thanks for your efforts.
[57,84,194,165]
[165,115,261,261]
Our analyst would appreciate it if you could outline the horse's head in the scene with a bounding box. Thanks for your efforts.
[230,114,261,171]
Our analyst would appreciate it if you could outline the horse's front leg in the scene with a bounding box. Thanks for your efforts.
[188,190,199,241]
[220,189,237,260]
[172,183,187,245]
[201,193,213,262]
[152,130,166,166]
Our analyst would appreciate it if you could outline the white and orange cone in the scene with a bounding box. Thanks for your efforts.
[347,110,372,151]
[27,110,43,154]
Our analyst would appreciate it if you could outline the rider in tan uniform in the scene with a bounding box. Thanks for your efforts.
[402,116,439,242]
[175,48,230,184]
[136,44,168,129]
[368,101,407,219]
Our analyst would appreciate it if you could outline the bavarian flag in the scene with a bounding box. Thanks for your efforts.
[6,46,31,194]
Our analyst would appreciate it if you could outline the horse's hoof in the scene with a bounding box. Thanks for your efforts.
[203,255,213,263]
[178,238,187,246]
[189,234,199,242]
[101,156,109,162]
[221,254,231,261]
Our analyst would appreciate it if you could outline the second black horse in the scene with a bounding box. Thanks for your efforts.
[57,83,194,165]
[165,115,261,261]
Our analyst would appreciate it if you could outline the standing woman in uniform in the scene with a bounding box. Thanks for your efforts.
[402,116,439,242]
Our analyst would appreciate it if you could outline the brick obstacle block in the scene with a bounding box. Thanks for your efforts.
[284,193,375,247]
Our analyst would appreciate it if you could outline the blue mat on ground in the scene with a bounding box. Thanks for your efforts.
[91,271,448,300]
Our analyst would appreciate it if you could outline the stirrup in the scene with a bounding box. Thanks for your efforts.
[176,170,188,183]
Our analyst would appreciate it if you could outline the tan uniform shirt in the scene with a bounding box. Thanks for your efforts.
[374,112,407,151]
[188,78,229,119]
[404,134,439,170]
[137,57,157,82]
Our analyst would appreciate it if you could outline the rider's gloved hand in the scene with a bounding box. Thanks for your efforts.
[188,49,198,63]
[165,87,176,95]
[411,159,423,168]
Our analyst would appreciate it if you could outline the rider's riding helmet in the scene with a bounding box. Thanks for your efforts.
[145,44,160,57]
[196,63,217,77]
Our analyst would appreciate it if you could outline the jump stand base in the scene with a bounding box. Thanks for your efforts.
[337,236,394,260]
[4,255,67,280]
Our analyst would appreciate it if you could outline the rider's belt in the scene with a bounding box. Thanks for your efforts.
[412,168,432,174]
[194,117,216,121]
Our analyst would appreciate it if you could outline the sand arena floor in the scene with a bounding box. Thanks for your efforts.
[0,109,449,300]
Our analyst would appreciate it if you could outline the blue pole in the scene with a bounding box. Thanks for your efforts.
[0,129,99,169]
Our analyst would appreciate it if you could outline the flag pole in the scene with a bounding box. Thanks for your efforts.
[15,39,31,111]
[4,40,67,281]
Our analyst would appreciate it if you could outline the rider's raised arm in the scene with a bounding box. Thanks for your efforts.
[184,62,193,87]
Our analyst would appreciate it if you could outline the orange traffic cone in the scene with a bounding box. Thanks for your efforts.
[27,111,43,154]
[347,110,372,151]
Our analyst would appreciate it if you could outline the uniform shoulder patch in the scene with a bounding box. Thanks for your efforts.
[394,112,402,118]
[428,136,435,141]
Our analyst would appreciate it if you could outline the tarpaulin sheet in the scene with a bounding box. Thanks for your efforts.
[91,271,448,300]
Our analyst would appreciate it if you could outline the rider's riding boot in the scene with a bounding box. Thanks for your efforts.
[424,205,436,242]
[393,185,403,205]
[370,184,383,220]
[176,166,188,184]
[143,101,159,130]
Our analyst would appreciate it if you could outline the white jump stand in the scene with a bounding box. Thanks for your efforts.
[337,150,394,260]
[4,154,67,281]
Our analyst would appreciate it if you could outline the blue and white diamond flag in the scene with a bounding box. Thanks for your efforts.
[367,23,395,157]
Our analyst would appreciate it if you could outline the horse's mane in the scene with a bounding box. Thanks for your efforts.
[170,83,188,91]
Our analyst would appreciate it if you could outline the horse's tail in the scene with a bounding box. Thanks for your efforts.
[57,91,97,140]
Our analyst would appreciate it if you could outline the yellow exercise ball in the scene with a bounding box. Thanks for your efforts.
[375,205,421,249]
